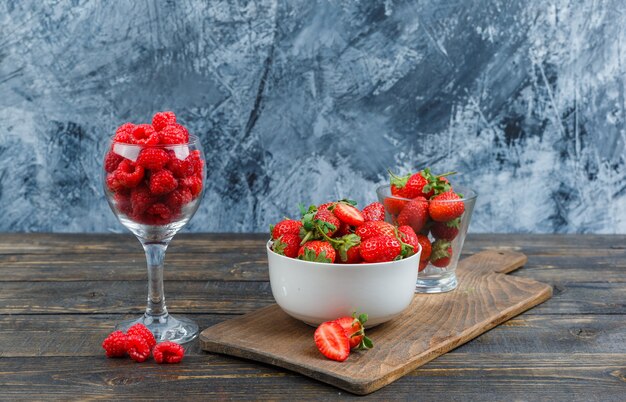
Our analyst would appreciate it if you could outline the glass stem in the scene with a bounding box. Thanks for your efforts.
[141,241,170,318]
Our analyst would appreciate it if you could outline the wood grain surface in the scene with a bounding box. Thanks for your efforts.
[199,250,552,394]
[1,233,624,400]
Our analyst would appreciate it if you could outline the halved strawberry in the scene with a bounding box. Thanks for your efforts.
[333,313,373,350]
[314,321,350,362]
[331,202,365,226]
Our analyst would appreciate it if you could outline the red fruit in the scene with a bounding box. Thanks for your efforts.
[165,187,193,213]
[314,321,350,362]
[390,171,429,199]
[272,234,301,258]
[144,203,172,225]
[130,185,157,215]
[149,169,178,195]
[187,150,204,177]
[116,160,145,188]
[355,221,396,240]
[398,225,419,256]
[337,244,361,264]
[333,316,371,350]
[159,123,189,145]
[153,341,185,364]
[361,202,385,222]
[132,124,160,146]
[125,335,151,362]
[428,191,465,222]
[332,203,365,226]
[314,209,340,237]
[383,197,408,216]
[416,234,432,262]
[336,222,354,237]
[359,236,402,263]
[106,171,125,193]
[167,155,194,178]
[298,240,336,263]
[152,111,177,131]
[419,259,429,272]
[318,202,334,211]
[137,148,170,170]
[126,323,157,350]
[430,240,452,267]
[102,330,128,358]
[114,192,132,215]
[104,151,123,173]
[271,219,303,240]
[182,175,203,198]
[114,123,135,143]
[397,196,429,233]
[431,218,461,240]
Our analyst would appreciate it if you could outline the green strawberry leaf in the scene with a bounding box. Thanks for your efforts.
[357,313,368,325]
[272,237,287,255]
[446,217,461,229]
[338,199,358,206]
[269,224,275,235]
[388,169,410,188]
[360,336,374,350]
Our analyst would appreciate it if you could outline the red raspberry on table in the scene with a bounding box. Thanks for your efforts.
[102,330,128,358]
[165,187,193,212]
[137,148,170,170]
[131,185,157,215]
[151,111,177,131]
[125,334,151,362]
[132,124,160,146]
[149,169,178,195]
[153,341,185,364]
[116,160,145,188]
[159,124,189,145]
[182,175,202,199]
[104,151,124,173]
[114,123,135,143]
[126,323,156,350]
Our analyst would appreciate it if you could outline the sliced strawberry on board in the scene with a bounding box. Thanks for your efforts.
[314,321,351,362]
[333,313,373,350]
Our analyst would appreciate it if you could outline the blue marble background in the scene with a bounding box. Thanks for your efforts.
[1,0,625,233]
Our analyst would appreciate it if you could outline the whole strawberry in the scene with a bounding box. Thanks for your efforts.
[383,197,408,216]
[314,209,340,237]
[428,191,465,222]
[398,225,420,257]
[431,218,460,240]
[272,234,301,258]
[397,196,429,233]
[271,219,303,240]
[359,236,402,263]
[355,221,396,240]
[389,168,454,199]
[298,241,336,263]
[430,239,452,268]
[361,202,385,222]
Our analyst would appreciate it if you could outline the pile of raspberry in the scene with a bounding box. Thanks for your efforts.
[104,111,204,225]
[102,323,185,364]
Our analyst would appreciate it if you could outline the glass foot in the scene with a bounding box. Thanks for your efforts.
[116,314,199,344]
[415,273,458,293]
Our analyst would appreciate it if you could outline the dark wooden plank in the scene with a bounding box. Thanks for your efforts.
[1,314,624,358]
[0,279,623,315]
[0,354,624,400]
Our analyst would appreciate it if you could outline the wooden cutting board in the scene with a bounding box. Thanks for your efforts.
[200,250,552,395]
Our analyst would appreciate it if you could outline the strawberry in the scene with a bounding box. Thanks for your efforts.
[271,219,303,240]
[383,197,408,216]
[272,234,301,258]
[428,191,465,222]
[398,225,419,257]
[331,201,365,226]
[318,202,334,211]
[361,202,385,222]
[389,168,454,199]
[397,196,429,233]
[416,234,432,262]
[314,321,350,362]
[336,222,354,237]
[298,241,336,263]
[355,221,396,240]
[317,229,362,264]
[359,236,402,263]
[430,239,452,267]
[333,313,373,350]
[419,259,429,272]
[431,217,460,240]
[314,209,340,237]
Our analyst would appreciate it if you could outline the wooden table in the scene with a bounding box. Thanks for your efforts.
[1,233,624,400]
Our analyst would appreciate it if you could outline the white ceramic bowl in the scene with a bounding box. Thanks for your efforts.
[266,241,421,327]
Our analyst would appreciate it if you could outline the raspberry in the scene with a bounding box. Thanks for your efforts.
[131,185,156,215]
[187,150,204,177]
[125,334,151,362]
[144,203,172,225]
[182,175,203,199]
[106,171,125,193]
[165,187,193,213]
[132,124,160,146]
[102,330,128,358]
[149,169,178,195]
[166,155,194,178]
[116,160,145,188]
[159,124,189,145]
[114,192,132,215]
[114,123,135,143]
[153,341,185,364]
[104,151,124,173]
[136,148,169,170]
[126,323,156,349]
[152,111,177,131]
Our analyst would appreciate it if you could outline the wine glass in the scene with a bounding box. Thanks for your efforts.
[102,134,205,343]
